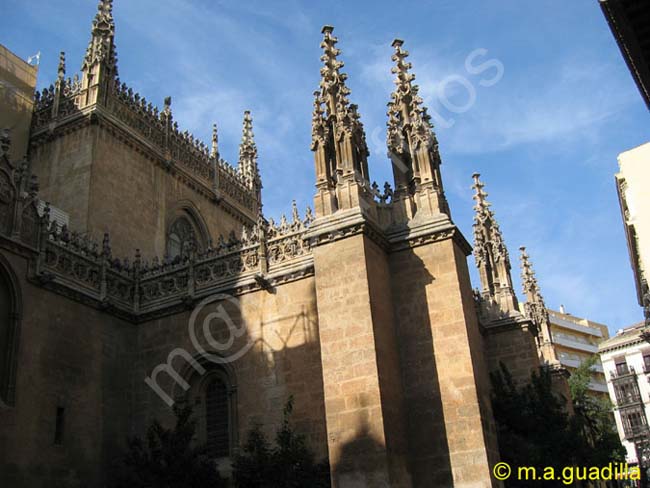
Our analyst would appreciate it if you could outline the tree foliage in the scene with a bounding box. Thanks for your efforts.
[567,355,626,466]
[491,361,625,487]
[114,404,225,488]
[233,397,330,488]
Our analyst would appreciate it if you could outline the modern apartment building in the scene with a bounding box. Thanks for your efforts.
[547,307,610,395]
[599,321,650,464]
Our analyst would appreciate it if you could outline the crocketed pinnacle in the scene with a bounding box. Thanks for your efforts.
[239,111,259,182]
[311,25,369,181]
[82,0,118,75]
[472,173,508,267]
[210,123,219,159]
[57,52,66,82]
[520,246,544,304]
[318,25,352,124]
[387,39,435,154]
[311,90,328,151]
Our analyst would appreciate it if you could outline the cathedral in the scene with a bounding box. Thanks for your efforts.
[0,1,564,487]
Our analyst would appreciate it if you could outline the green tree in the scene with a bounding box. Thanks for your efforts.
[491,364,572,486]
[114,404,225,488]
[491,362,625,487]
[568,355,626,466]
[233,397,330,488]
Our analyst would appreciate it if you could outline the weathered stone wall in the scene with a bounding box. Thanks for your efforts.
[29,126,95,231]
[89,126,243,258]
[312,233,410,488]
[29,123,245,259]
[130,275,328,461]
[389,237,499,488]
[483,324,539,385]
[0,248,134,488]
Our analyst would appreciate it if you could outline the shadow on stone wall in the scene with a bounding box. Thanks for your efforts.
[331,410,390,488]
[390,247,454,486]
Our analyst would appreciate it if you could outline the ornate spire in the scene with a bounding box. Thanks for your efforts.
[238,111,262,211]
[210,123,219,160]
[80,0,118,106]
[312,26,369,186]
[472,173,518,317]
[519,246,557,364]
[239,111,259,182]
[82,0,117,72]
[519,246,544,306]
[387,39,448,217]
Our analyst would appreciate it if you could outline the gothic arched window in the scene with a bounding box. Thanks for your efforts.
[0,259,20,408]
[205,376,230,458]
[180,362,237,461]
[166,216,197,259]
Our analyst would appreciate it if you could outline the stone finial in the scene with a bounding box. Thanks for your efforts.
[386,38,446,215]
[163,96,172,114]
[82,0,117,73]
[57,51,66,82]
[387,38,435,153]
[472,173,517,316]
[239,110,259,182]
[291,200,300,223]
[519,245,557,361]
[312,25,370,187]
[210,123,219,159]
[519,246,542,301]
[311,90,328,151]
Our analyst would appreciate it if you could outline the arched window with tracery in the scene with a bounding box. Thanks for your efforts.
[165,207,209,260]
[0,258,20,408]
[166,216,196,258]
[180,361,237,461]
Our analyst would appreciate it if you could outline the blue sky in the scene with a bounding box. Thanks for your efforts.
[2,0,648,332]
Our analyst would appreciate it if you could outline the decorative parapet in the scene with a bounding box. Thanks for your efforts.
[33,207,315,321]
[31,76,258,216]
[1,132,314,322]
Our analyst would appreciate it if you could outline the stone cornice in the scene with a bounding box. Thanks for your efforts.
[304,208,389,251]
[305,209,473,257]
[386,215,472,254]
[479,313,535,335]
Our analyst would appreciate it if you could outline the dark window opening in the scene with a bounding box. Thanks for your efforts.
[54,406,65,445]
[616,360,630,376]
[205,378,229,458]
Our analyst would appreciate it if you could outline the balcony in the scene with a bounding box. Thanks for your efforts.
[559,357,604,373]
[548,312,603,337]
[624,423,650,441]
[552,334,599,353]
[611,364,636,379]
[613,375,643,407]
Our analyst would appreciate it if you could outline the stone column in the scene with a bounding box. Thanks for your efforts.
[308,210,411,488]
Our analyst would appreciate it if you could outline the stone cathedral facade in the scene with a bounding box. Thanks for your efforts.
[0,2,563,487]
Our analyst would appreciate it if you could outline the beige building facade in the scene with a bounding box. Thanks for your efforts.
[0,44,37,162]
[0,3,565,488]
[616,142,650,327]
[547,308,610,396]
